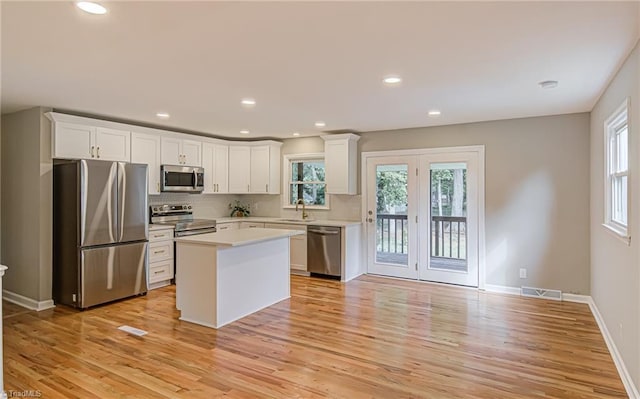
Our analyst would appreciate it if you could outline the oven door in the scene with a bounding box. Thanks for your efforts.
[174,227,217,237]
[161,165,204,193]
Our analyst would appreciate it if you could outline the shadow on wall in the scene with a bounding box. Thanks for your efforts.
[486,171,553,287]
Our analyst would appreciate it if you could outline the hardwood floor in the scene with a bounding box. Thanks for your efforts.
[3,275,626,398]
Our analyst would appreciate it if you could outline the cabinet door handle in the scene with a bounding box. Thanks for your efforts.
[247,184,250,192]
[157,182,160,192]
[90,146,95,158]
[96,146,100,158]
[265,184,268,192]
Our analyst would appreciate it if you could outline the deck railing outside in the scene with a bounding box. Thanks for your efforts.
[431,216,467,259]
[376,214,467,260]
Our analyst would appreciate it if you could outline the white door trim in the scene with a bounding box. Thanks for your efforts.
[361,145,486,288]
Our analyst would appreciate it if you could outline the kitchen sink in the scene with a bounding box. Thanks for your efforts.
[276,218,315,223]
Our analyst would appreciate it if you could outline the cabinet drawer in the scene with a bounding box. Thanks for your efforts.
[240,222,265,229]
[149,260,173,283]
[149,241,173,262]
[217,223,239,231]
[149,229,173,242]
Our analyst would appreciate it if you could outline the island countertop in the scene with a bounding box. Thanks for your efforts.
[174,227,304,247]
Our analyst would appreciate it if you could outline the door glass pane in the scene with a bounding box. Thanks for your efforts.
[430,163,468,272]
[375,164,408,266]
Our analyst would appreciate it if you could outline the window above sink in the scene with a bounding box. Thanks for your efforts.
[282,153,330,210]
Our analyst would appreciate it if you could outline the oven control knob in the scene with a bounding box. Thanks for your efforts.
[188,205,192,209]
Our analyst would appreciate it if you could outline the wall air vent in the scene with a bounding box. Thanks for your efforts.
[521,286,562,301]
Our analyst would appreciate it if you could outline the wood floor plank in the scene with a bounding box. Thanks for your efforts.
[3,274,627,398]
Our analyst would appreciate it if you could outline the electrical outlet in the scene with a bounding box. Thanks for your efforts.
[519,268,527,279]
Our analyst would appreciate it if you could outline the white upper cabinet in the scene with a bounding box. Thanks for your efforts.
[249,143,280,194]
[228,146,251,193]
[202,142,229,194]
[46,113,282,197]
[49,115,130,162]
[250,145,270,193]
[131,132,161,195]
[161,135,202,166]
[182,139,202,166]
[160,137,182,165]
[52,122,94,160]
[322,133,360,195]
[94,127,130,162]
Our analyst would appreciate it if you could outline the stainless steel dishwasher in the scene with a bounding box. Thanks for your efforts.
[307,226,342,277]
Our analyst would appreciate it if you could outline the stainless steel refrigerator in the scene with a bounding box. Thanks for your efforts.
[53,160,149,308]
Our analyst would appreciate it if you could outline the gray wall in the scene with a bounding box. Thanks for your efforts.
[590,40,640,390]
[277,113,591,293]
[1,107,53,302]
[362,114,591,293]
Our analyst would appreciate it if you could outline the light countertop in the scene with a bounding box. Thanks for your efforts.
[174,227,304,247]
[214,217,361,227]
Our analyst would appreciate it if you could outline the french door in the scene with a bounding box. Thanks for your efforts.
[365,148,482,287]
[366,156,419,279]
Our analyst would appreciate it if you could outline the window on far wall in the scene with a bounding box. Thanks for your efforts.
[284,153,329,208]
[604,98,630,240]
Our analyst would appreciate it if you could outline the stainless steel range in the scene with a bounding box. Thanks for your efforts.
[150,204,216,236]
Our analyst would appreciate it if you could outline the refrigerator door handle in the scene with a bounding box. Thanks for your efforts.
[118,162,126,242]
[108,162,117,243]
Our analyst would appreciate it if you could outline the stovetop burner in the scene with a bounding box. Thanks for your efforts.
[150,203,216,232]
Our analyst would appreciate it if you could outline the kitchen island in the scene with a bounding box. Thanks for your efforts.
[174,228,304,329]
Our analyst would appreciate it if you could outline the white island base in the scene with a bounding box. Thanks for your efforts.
[175,229,298,329]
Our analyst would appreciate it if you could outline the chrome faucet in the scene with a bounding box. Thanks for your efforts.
[295,199,309,219]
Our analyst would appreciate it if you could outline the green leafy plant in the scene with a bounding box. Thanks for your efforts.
[229,200,251,217]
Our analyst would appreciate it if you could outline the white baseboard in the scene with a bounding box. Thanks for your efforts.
[588,297,640,399]
[482,284,638,398]
[483,284,521,295]
[561,293,591,303]
[3,290,55,311]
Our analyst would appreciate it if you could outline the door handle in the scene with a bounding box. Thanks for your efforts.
[193,170,198,190]
[265,184,268,192]
[96,146,100,158]
[90,146,95,158]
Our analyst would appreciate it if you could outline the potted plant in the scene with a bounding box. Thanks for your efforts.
[229,200,251,217]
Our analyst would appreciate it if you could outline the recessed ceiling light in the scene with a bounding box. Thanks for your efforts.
[292,132,300,137]
[241,98,256,106]
[383,75,402,85]
[156,112,170,119]
[314,121,326,128]
[76,1,107,15]
[428,110,441,117]
[240,130,250,135]
[538,80,559,89]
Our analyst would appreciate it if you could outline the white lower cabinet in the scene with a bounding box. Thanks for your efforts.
[148,226,174,289]
[265,223,307,272]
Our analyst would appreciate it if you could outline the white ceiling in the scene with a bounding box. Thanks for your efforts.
[2,1,639,139]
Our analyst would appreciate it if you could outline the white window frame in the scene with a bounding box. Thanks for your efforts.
[603,98,630,243]
[282,153,330,210]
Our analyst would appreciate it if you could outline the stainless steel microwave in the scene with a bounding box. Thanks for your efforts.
[160,165,204,193]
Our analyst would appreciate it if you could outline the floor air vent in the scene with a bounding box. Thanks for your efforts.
[521,286,562,301]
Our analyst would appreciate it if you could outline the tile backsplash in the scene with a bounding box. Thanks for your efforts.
[149,192,362,221]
